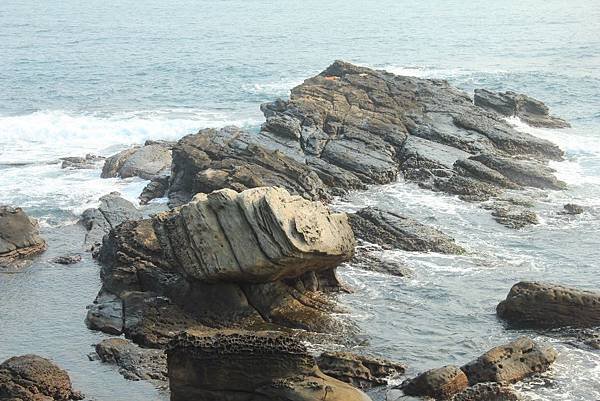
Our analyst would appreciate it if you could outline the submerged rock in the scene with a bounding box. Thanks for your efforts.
[474,89,570,129]
[79,192,142,253]
[490,204,539,229]
[101,141,172,180]
[348,207,465,254]
[0,206,47,269]
[562,203,584,215]
[461,337,557,385]
[165,62,566,228]
[316,351,406,389]
[60,154,104,169]
[50,254,82,265]
[497,281,600,328]
[0,354,83,401]
[90,186,355,347]
[94,338,167,384]
[401,365,469,399]
[167,329,372,401]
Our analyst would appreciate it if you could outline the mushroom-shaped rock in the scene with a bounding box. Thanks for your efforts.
[0,206,46,268]
[401,365,469,399]
[0,355,83,400]
[461,337,557,385]
[166,329,372,401]
[153,187,355,283]
[497,282,600,329]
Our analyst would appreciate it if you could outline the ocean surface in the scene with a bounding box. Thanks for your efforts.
[1,1,599,400]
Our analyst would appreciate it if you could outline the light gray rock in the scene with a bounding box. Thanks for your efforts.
[0,206,46,268]
[101,143,172,180]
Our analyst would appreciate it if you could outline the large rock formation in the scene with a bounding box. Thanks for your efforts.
[316,351,406,389]
[88,186,356,347]
[0,355,83,401]
[166,61,566,225]
[474,89,570,129]
[461,337,557,385]
[497,282,600,328]
[101,141,172,180]
[0,206,46,269]
[166,329,372,401]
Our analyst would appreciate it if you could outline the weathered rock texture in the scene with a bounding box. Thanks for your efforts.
[0,355,83,401]
[450,382,521,401]
[94,338,167,384]
[348,207,464,253]
[474,89,570,129]
[316,351,406,388]
[401,365,469,399]
[89,187,355,347]
[166,329,371,401]
[0,206,46,268]
[497,282,600,328]
[102,141,172,180]
[166,61,566,229]
[79,192,142,253]
[461,337,557,385]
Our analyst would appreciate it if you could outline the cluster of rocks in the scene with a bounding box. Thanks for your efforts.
[401,337,557,400]
[0,355,83,401]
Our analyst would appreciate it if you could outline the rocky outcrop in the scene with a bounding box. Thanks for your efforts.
[316,351,406,388]
[474,89,570,129]
[94,338,167,384]
[497,282,600,328]
[450,382,521,401]
[401,365,469,399]
[101,141,172,180]
[89,187,355,347]
[0,206,46,269]
[166,329,371,401]
[348,207,465,253]
[461,337,557,385]
[0,355,83,401]
[60,154,104,169]
[79,192,142,253]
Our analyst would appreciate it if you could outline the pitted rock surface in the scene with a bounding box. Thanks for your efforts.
[401,365,469,399]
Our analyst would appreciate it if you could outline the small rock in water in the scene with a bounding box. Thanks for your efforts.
[450,382,522,401]
[562,203,584,215]
[60,154,104,169]
[50,254,82,265]
[401,365,469,399]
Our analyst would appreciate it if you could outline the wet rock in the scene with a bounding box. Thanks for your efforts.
[474,89,570,129]
[0,206,47,269]
[350,246,413,277]
[90,186,356,346]
[79,192,142,253]
[139,175,169,205]
[94,338,167,384]
[0,354,83,400]
[461,337,557,385]
[348,207,465,254]
[50,254,82,265]
[401,365,469,399]
[101,142,172,180]
[166,62,565,220]
[60,154,104,169]
[316,351,406,388]
[85,289,124,335]
[497,281,600,328]
[450,382,521,401]
[167,329,372,401]
[562,203,584,215]
[490,204,539,229]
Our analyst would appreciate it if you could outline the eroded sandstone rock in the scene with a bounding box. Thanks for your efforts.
[0,206,46,269]
[95,338,167,384]
[401,365,469,399]
[497,282,600,328]
[0,355,83,401]
[450,382,521,401]
[167,329,372,401]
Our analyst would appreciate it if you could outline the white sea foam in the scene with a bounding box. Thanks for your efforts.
[0,109,262,164]
[241,78,305,97]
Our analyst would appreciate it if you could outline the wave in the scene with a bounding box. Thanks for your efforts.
[0,109,262,163]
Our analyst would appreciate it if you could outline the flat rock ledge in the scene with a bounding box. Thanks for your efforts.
[166,329,372,401]
[0,206,47,269]
[0,354,83,401]
[497,281,600,329]
[401,337,556,399]
[165,61,567,229]
[87,186,356,347]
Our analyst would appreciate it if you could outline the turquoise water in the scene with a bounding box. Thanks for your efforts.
[1,1,599,400]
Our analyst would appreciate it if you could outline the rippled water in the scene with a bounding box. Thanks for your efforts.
[1,0,599,400]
